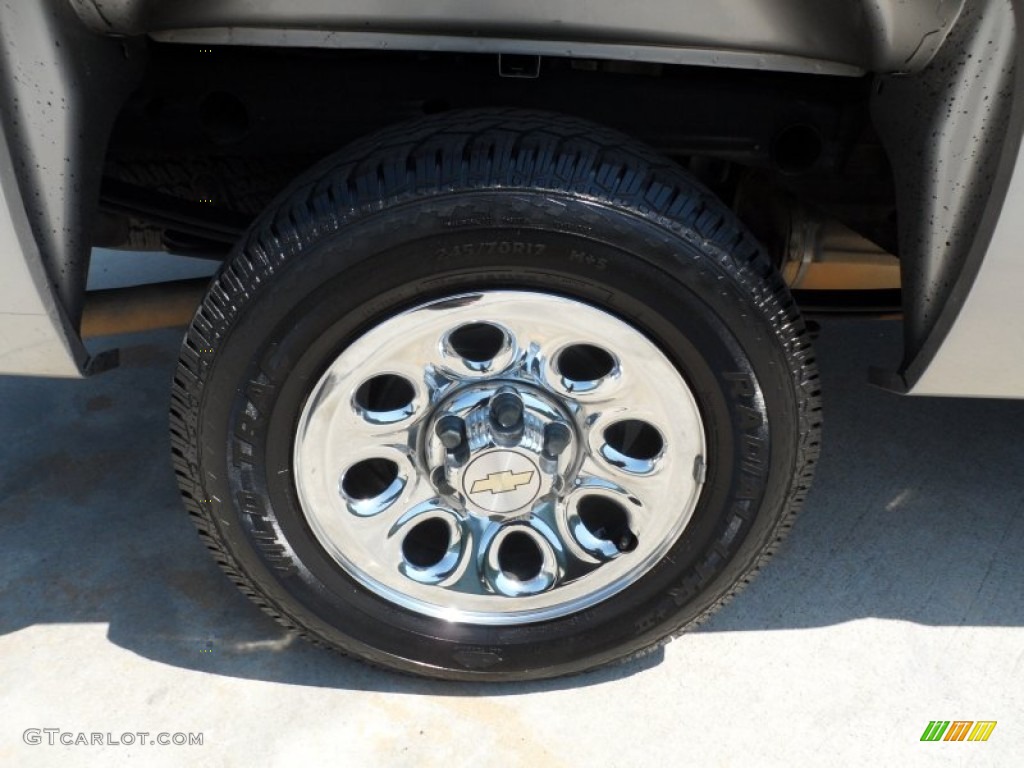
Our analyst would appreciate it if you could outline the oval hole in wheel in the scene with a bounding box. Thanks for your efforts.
[353,374,416,422]
[555,343,617,385]
[498,531,544,582]
[578,496,636,552]
[341,458,399,500]
[402,518,452,568]
[603,420,664,463]
[446,322,507,363]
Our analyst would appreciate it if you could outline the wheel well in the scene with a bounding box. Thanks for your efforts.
[99,44,898,277]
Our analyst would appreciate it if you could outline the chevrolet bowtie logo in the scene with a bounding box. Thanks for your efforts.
[470,470,535,495]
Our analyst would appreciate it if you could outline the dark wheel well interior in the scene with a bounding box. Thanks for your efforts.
[98,44,898,273]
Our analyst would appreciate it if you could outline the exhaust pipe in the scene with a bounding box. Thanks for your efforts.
[782,214,900,291]
[735,178,900,293]
[80,278,208,339]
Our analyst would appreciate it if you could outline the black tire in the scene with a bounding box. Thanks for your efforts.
[169,109,821,681]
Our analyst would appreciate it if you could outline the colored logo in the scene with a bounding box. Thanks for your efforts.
[920,721,997,742]
[471,470,535,495]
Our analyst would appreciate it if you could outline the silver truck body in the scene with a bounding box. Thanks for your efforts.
[1,0,1022,395]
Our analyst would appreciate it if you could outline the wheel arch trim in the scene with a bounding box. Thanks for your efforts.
[70,0,965,76]
[0,0,142,377]
[871,0,1024,397]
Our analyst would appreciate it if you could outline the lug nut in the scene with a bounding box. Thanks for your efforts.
[435,415,465,450]
[543,422,572,459]
[490,387,524,432]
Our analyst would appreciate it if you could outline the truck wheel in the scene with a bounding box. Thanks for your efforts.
[169,110,821,680]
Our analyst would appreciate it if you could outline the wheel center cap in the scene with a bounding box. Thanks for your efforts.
[462,451,541,514]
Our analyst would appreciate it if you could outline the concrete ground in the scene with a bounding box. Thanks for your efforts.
[1,272,1022,765]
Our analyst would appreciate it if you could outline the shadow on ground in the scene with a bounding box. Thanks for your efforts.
[1,320,1021,693]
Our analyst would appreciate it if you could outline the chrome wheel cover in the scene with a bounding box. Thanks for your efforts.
[293,291,706,625]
